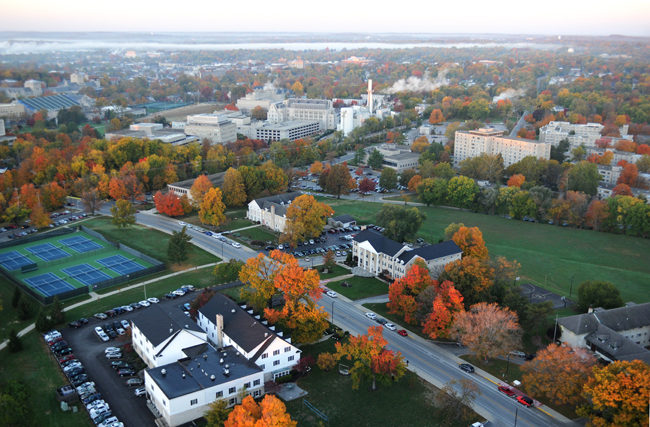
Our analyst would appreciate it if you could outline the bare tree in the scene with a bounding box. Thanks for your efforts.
[435,378,480,426]
[81,189,103,215]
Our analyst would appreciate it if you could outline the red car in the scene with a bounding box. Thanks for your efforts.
[320,287,328,294]
[59,354,76,363]
[498,386,516,397]
[397,329,408,337]
[516,395,534,407]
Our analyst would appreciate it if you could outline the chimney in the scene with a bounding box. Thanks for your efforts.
[367,79,373,114]
[215,314,224,348]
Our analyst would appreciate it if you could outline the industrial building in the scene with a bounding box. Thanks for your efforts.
[268,98,336,131]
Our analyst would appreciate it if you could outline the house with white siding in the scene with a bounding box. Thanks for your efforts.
[246,192,302,233]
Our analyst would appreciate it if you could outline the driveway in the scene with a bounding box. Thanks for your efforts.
[62,291,198,427]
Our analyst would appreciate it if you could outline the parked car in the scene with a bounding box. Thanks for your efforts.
[384,323,396,331]
[138,300,151,307]
[126,378,144,387]
[68,320,83,328]
[365,312,377,320]
[397,329,408,337]
[147,297,159,304]
[134,387,146,397]
[164,292,177,299]
[181,285,195,292]
[130,302,142,309]
[516,396,534,407]
[498,386,516,397]
[105,352,122,359]
[375,318,388,325]
[326,291,337,298]
[459,363,475,373]
[117,368,135,377]
[110,361,131,370]
[82,392,102,405]
[172,289,185,297]
[120,320,130,329]
[94,313,108,320]
[104,347,120,354]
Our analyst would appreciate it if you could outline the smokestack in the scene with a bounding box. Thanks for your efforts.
[216,314,224,348]
[367,79,373,114]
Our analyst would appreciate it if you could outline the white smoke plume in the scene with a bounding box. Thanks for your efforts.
[386,68,450,94]
[492,88,525,103]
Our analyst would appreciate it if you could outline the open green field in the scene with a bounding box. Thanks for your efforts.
[232,226,278,243]
[285,340,473,426]
[0,333,90,427]
[326,276,389,300]
[64,266,216,320]
[317,264,350,279]
[83,217,218,266]
[324,199,650,303]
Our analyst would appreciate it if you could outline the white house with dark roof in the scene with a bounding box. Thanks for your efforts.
[131,304,207,368]
[246,191,302,233]
[197,293,301,381]
[144,343,264,426]
[352,228,462,278]
[558,302,650,364]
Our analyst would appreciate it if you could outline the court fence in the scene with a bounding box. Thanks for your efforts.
[0,227,76,250]
[0,263,88,305]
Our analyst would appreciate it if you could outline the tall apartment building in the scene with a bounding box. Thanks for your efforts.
[0,102,26,119]
[184,113,237,144]
[254,120,320,142]
[268,98,336,131]
[454,128,551,167]
[539,121,606,148]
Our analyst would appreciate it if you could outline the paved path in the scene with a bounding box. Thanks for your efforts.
[226,224,261,233]
[319,273,354,284]
[0,263,220,352]
[355,294,389,304]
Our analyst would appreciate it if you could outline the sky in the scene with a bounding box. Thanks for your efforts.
[3,0,650,36]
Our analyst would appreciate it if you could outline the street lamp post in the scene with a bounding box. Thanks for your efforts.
[570,273,576,297]
[514,406,519,427]
[331,301,335,324]
[504,353,511,379]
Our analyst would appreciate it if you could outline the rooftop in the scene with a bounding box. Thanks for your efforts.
[132,303,204,347]
[353,228,404,257]
[168,172,226,190]
[398,240,462,263]
[18,94,80,112]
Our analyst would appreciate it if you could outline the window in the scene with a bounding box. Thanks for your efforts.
[261,353,268,359]
[273,349,280,356]
[190,399,198,406]
[244,382,251,389]
[254,390,261,397]
[216,391,223,398]
[288,356,294,361]
[259,364,265,369]
[253,379,260,386]
[229,398,236,406]
[229,387,236,394]
[273,360,280,366]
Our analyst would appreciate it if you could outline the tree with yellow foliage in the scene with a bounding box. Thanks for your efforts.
[198,187,226,228]
[281,194,333,246]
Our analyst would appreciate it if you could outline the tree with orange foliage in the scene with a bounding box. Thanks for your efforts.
[507,174,525,188]
[637,144,650,155]
[224,395,296,427]
[388,263,435,325]
[281,194,333,246]
[612,183,633,196]
[615,139,637,153]
[154,191,184,217]
[422,280,464,339]
[614,114,629,127]
[239,251,285,311]
[578,360,650,427]
[411,136,430,153]
[332,326,406,391]
[451,302,521,361]
[19,183,40,210]
[29,202,51,229]
[440,257,494,306]
[407,175,422,192]
[40,182,67,210]
[585,200,609,231]
[309,161,324,175]
[452,226,489,260]
[291,81,304,96]
[108,177,128,200]
[429,108,444,124]
[189,174,213,208]
[617,163,638,187]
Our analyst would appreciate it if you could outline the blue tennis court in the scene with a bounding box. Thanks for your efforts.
[97,255,146,275]
[0,251,34,271]
[26,243,70,261]
[62,263,111,286]
[59,236,103,253]
[24,273,76,297]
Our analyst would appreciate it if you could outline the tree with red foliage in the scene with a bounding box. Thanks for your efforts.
[507,174,525,188]
[189,288,216,320]
[612,183,633,196]
[388,263,434,325]
[224,103,238,111]
[615,140,637,153]
[422,280,464,339]
[637,144,650,155]
[355,167,364,176]
[154,191,185,217]
[585,200,609,231]
[358,177,376,194]
[617,163,638,187]
[40,182,67,210]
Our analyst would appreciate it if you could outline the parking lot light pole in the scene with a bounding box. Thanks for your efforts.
[331,301,335,324]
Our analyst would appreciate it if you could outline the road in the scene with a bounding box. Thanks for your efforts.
[83,200,571,426]
[510,110,530,137]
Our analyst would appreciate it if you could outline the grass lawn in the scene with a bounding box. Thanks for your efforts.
[83,217,218,267]
[232,226,278,244]
[218,285,244,302]
[286,340,473,426]
[362,302,432,340]
[323,199,650,303]
[65,266,216,320]
[220,218,254,231]
[460,354,523,385]
[325,276,389,300]
[316,264,350,280]
[0,277,36,340]
[0,333,90,427]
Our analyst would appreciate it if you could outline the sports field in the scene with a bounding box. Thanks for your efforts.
[0,231,154,298]
[324,199,650,303]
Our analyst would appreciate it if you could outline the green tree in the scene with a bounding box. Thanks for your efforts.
[353,147,366,165]
[15,295,33,321]
[168,226,193,264]
[568,161,601,196]
[417,178,447,206]
[432,162,455,180]
[550,139,569,162]
[368,149,384,169]
[0,381,32,426]
[35,307,52,332]
[509,190,536,220]
[213,259,244,283]
[446,176,479,209]
[49,296,64,325]
[110,199,136,228]
[204,398,230,427]
[379,167,398,190]
[577,281,624,312]
[7,329,22,353]
[459,154,504,183]
[399,169,417,187]
[376,205,425,242]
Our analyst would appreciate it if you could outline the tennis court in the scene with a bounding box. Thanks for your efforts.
[24,273,76,297]
[26,243,71,261]
[62,263,112,286]
[59,236,103,253]
[97,254,146,275]
[0,251,34,271]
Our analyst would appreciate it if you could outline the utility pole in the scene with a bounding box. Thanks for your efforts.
[553,313,559,343]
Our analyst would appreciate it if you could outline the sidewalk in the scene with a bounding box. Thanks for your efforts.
[0,262,220,352]
[227,224,261,233]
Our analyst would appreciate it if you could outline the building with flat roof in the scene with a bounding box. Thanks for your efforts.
[454,128,551,167]
[369,144,421,173]
[105,123,198,145]
[268,98,336,131]
[235,86,285,112]
[254,120,319,142]
[0,102,26,119]
[538,121,623,149]
[352,228,462,278]
[184,113,237,144]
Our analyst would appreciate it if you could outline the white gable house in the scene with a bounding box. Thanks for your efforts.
[246,192,302,233]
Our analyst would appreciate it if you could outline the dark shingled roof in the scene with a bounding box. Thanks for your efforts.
[332,214,355,223]
[251,192,302,217]
[353,228,404,257]
[146,345,262,399]
[398,240,462,263]
[198,294,278,353]
[585,324,650,364]
[132,304,203,347]
[558,303,650,335]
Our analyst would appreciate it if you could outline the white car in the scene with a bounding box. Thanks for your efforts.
[134,387,146,397]
[138,300,151,307]
[147,297,159,304]
[365,312,377,320]
[384,323,397,331]
[326,291,338,298]
[231,242,241,248]
[172,289,186,297]
[116,328,126,335]
[104,347,120,354]
[120,305,134,312]
[178,221,187,226]
[105,352,122,359]
[120,320,130,329]
[304,257,310,262]
[277,244,284,250]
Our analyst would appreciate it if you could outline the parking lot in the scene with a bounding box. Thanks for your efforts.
[61,291,198,426]
[0,206,86,242]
